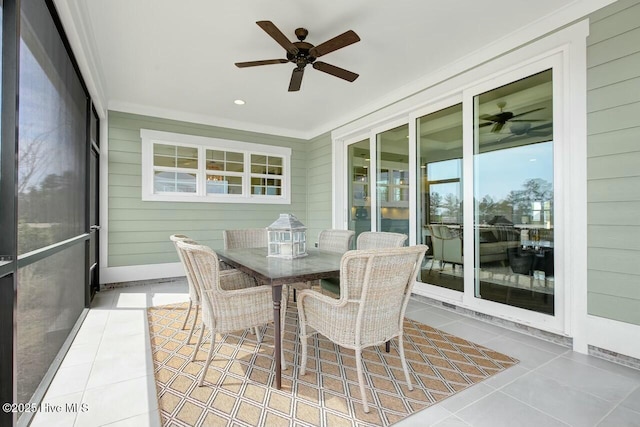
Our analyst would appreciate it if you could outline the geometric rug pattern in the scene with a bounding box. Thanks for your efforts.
[148,300,518,427]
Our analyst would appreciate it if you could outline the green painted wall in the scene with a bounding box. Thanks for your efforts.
[107,111,309,267]
[587,0,640,325]
[304,132,333,244]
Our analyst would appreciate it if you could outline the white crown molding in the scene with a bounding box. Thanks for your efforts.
[108,101,311,140]
[53,0,108,118]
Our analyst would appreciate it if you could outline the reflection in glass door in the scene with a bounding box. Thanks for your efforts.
[89,107,100,302]
[347,139,371,242]
[473,69,554,314]
[376,124,409,238]
[416,104,464,290]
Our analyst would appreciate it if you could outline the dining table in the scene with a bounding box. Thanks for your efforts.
[215,246,343,389]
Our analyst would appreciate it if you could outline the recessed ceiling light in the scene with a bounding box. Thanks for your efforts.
[234,99,245,105]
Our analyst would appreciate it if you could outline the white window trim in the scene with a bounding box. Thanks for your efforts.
[140,129,291,204]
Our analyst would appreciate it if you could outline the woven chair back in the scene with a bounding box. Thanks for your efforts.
[318,229,355,253]
[170,234,200,302]
[356,231,407,250]
[223,228,268,249]
[341,245,427,345]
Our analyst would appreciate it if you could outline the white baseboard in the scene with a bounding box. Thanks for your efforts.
[587,315,640,361]
[101,262,184,284]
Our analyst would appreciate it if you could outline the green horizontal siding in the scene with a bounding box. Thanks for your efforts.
[107,111,308,267]
[589,270,640,299]
[587,102,640,135]
[589,225,640,250]
[588,127,640,156]
[587,26,640,68]
[588,201,640,224]
[589,0,640,41]
[587,151,640,179]
[589,0,639,22]
[588,76,640,112]
[588,247,640,275]
[587,293,640,325]
[587,179,640,202]
[588,50,640,90]
[305,132,333,241]
[587,0,640,326]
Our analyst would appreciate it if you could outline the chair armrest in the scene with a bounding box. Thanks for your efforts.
[203,285,272,311]
[202,286,273,331]
[219,269,258,290]
[297,288,345,310]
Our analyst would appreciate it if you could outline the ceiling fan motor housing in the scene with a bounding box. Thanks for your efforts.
[287,41,315,68]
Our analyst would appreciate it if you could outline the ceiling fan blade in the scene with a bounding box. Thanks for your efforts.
[288,68,304,92]
[256,21,299,55]
[479,114,501,122]
[478,122,494,128]
[309,30,360,58]
[312,61,359,82]
[511,107,545,119]
[491,123,504,133]
[531,122,553,130]
[235,59,289,68]
[509,119,547,122]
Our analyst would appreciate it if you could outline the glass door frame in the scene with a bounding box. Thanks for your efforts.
[459,53,567,333]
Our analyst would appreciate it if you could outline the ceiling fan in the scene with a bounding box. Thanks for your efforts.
[235,21,360,92]
[479,101,546,133]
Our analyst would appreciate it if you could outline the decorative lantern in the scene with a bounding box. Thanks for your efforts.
[267,213,307,259]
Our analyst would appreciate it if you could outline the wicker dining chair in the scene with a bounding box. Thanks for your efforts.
[170,234,201,342]
[297,245,427,413]
[318,229,356,253]
[222,228,268,249]
[289,229,355,301]
[176,241,287,385]
[222,228,268,271]
[320,231,407,296]
[356,231,408,249]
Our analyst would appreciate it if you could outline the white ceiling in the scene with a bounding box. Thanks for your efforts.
[56,0,606,139]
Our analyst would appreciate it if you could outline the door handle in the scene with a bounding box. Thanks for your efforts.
[90,225,101,231]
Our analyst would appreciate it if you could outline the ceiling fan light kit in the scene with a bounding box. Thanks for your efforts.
[235,21,360,92]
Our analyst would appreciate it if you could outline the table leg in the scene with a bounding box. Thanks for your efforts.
[272,285,282,389]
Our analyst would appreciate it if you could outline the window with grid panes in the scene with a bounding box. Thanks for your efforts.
[250,154,283,196]
[141,129,291,204]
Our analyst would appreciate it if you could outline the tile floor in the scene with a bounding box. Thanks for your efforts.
[30,279,640,427]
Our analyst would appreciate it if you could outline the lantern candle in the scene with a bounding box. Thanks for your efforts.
[267,214,308,259]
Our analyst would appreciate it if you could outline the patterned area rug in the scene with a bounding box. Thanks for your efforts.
[148,300,518,426]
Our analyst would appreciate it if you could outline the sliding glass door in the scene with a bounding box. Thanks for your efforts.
[347,139,371,241]
[416,104,464,289]
[473,69,554,315]
[331,24,585,333]
[376,124,409,238]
